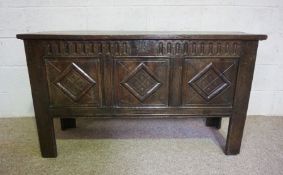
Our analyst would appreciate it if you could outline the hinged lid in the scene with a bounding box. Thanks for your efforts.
[16,31,267,40]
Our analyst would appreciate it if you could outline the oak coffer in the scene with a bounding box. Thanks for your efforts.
[17,31,267,157]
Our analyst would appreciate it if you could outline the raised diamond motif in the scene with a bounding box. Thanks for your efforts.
[121,63,161,102]
[189,63,230,101]
[54,63,96,101]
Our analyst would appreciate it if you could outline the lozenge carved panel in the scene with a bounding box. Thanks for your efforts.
[189,62,231,101]
[121,63,162,102]
[45,58,102,107]
[114,59,169,106]
[182,58,238,106]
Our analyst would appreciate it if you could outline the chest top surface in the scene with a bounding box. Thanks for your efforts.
[16,31,267,40]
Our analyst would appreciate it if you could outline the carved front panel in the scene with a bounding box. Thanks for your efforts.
[114,59,169,106]
[182,58,238,106]
[43,40,242,109]
[45,58,101,106]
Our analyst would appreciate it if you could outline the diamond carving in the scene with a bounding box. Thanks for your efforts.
[54,63,96,101]
[121,63,161,102]
[189,63,230,101]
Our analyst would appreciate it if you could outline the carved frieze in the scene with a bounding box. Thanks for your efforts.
[44,40,242,57]
[45,41,130,56]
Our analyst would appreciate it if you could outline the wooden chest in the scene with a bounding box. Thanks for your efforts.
[17,31,267,157]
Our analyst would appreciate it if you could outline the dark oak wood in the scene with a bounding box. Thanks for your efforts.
[17,31,266,157]
[225,41,260,155]
[23,40,57,158]
[16,31,267,40]
[49,106,233,117]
